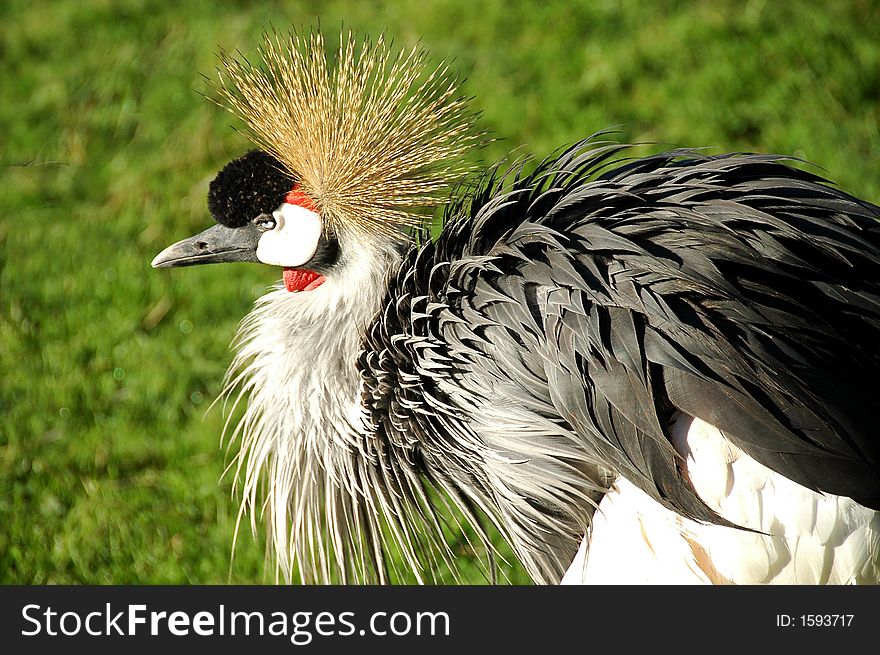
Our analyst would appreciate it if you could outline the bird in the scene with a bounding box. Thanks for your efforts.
[152,29,880,585]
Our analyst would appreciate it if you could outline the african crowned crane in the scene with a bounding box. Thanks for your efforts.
[152,31,880,585]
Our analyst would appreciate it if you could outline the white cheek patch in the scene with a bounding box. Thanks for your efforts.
[256,203,322,267]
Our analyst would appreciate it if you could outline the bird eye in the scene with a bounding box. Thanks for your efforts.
[254,214,277,231]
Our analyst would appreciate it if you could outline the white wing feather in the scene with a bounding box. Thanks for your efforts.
[563,414,880,584]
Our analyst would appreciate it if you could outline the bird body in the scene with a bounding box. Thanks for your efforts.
[153,30,880,584]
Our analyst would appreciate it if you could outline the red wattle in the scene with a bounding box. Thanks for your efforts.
[283,268,325,292]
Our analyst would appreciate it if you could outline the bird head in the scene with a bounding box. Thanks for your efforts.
[151,30,480,291]
[152,148,334,292]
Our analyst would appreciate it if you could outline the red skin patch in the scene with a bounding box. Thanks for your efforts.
[281,185,324,292]
[283,268,325,292]
[285,185,318,212]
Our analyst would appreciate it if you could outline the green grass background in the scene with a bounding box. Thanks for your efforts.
[2,0,878,584]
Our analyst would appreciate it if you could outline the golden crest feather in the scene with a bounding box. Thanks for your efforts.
[213,29,481,236]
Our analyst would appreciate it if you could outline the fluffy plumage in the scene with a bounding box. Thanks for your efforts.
[222,234,408,583]
[359,138,880,583]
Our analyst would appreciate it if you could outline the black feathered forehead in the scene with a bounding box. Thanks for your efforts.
[208,150,294,227]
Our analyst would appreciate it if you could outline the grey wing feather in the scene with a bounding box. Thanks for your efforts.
[458,143,880,513]
[360,136,880,582]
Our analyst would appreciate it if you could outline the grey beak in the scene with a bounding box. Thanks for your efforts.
[151,223,261,268]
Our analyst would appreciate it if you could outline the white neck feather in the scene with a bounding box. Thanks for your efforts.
[222,233,401,582]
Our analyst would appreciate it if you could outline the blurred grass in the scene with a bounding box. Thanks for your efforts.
[1,0,878,584]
